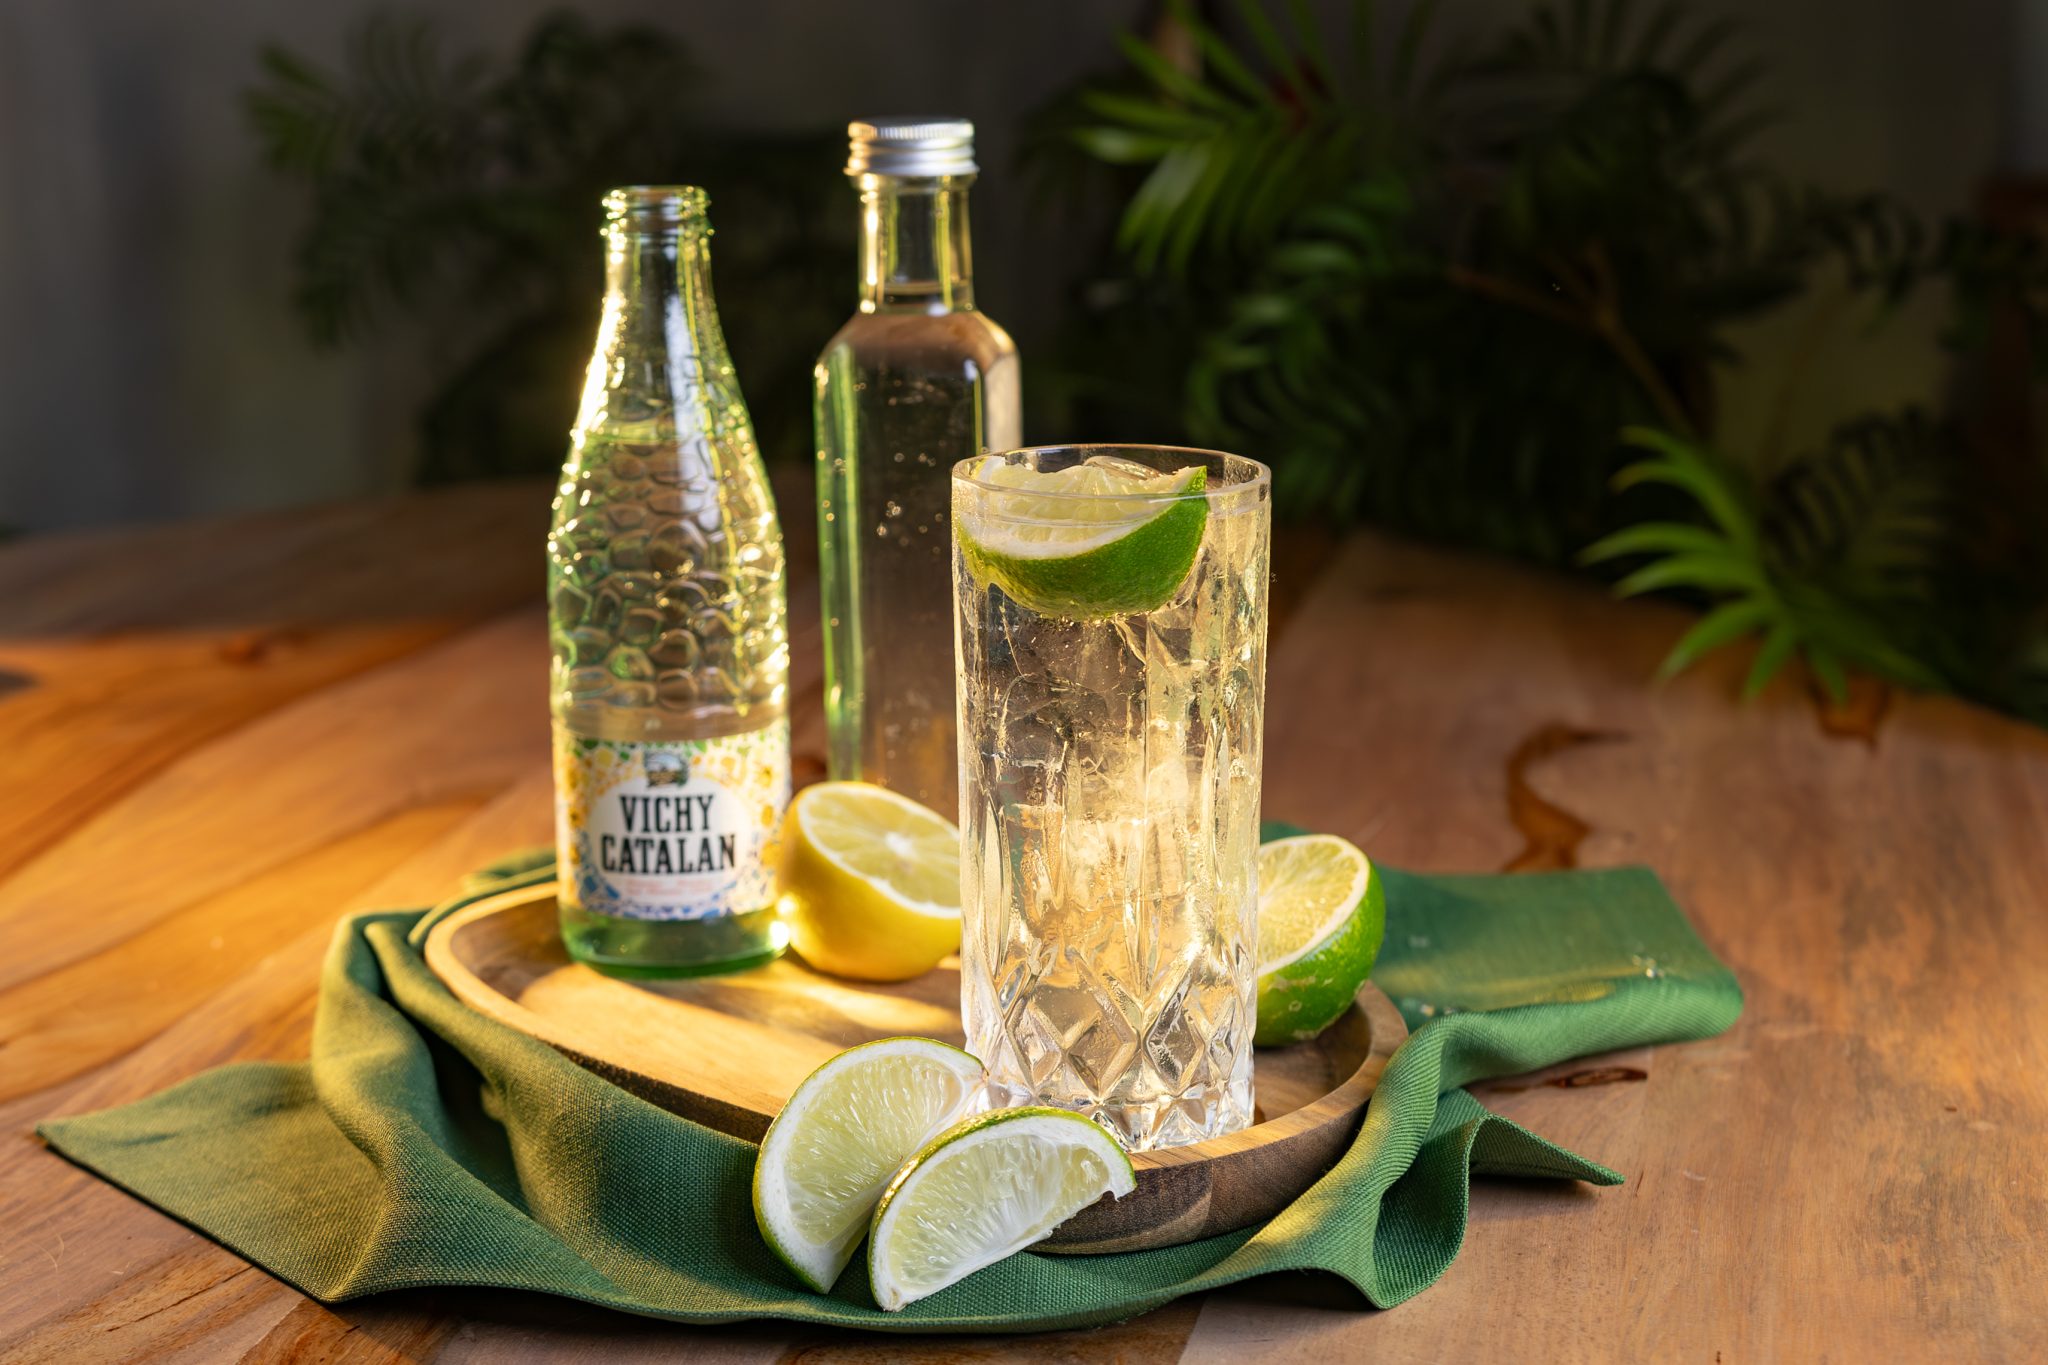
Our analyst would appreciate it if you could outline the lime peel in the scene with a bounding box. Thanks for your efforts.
[867,1106,1135,1311]
[1253,834,1387,1047]
[752,1036,984,1294]
[955,457,1209,620]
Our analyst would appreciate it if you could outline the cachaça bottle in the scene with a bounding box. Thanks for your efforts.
[814,118,1020,816]
[549,186,791,977]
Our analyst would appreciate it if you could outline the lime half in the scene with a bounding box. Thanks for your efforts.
[752,1037,984,1293]
[1253,834,1386,1046]
[782,782,960,982]
[955,456,1208,619]
[867,1106,1134,1311]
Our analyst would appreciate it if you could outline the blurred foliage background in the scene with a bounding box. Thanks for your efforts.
[250,0,2048,726]
[247,13,848,485]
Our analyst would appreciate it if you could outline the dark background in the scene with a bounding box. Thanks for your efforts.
[0,0,2027,532]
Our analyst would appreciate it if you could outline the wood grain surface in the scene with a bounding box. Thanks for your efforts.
[2,476,2044,1362]
[421,884,1406,1252]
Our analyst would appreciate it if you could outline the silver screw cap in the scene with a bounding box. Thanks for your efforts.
[846,117,977,177]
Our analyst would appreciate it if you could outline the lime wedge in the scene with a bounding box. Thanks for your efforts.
[1253,834,1386,1046]
[868,1107,1134,1311]
[752,1036,984,1293]
[954,456,1208,619]
[782,782,960,982]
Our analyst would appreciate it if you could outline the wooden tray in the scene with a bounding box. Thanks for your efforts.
[424,882,1407,1254]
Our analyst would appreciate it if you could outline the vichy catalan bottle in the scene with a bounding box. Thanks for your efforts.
[814,118,1020,816]
[549,186,791,977]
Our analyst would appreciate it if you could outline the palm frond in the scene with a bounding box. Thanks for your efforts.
[247,10,846,478]
[1068,0,1458,278]
[1036,1,2046,726]
[1762,408,1952,598]
[1584,427,1948,696]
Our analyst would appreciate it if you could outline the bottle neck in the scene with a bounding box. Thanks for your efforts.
[600,222,729,368]
[858,174,976,314]
[575,216,747,464]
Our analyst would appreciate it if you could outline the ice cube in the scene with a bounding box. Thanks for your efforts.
[1068,620,1144,696]
[1084,453,1171,483]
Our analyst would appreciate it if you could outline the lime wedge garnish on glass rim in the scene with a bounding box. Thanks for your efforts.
[954,455,1208,619]
[867,1106,1135,1311]
[752,1036,984,1293]
[1253,834,1387,1046]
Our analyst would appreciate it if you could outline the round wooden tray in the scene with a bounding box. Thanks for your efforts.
[423,882,1407,1254]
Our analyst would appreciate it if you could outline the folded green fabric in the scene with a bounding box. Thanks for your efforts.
[39,847,1739,1334]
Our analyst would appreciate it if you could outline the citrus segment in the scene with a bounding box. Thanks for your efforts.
[954,456,1208,619]
[867,1107,1134,1311]
[1253,834,1386,1046]
[752,1037,983,1293]
[781,782,961,981]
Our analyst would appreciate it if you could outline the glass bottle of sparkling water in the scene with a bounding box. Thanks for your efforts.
[549,186,791,978]
[814,118,1020,816]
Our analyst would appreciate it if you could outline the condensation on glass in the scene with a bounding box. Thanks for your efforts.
[548,186,792,977]
[953,446,1271,1150]
[815,119,1020,818]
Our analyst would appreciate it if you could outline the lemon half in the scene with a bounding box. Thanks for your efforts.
[781,781,961,982]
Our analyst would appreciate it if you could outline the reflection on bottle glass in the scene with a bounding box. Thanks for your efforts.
[549,186,792,977]
[816,119,1020,818]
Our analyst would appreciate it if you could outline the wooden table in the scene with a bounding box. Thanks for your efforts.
[2,480,2042,1362]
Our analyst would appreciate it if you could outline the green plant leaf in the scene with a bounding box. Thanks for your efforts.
[1657,596,1774,677]
[1615,552,1766,597]
[1171,0,1283,106]
[1117,30,1239,113]
[1580,520,1730,562]
[1789,599,1946,689]
[1806,644,1849,705]
[1616,427,1758,549]
[1742,621,1800,697]
[1070,126,1182,163]
[1078,90,1219,137]
[1034,0,2043,732]
[248,12,846,480]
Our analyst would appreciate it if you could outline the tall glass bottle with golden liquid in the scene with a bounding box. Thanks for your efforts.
[549,186,791,977]
[815,119,1021,815]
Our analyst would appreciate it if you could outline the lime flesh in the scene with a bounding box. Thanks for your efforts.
[1254,834,1386,1046]
[752,1037,984,1292]
[867,1106,1135,1311]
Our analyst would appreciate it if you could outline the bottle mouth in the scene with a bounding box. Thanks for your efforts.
[603,185,710,230]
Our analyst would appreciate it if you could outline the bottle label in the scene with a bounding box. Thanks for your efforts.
[553,721,789,922]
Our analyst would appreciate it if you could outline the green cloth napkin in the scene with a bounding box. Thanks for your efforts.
[39,846,1740,1334]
